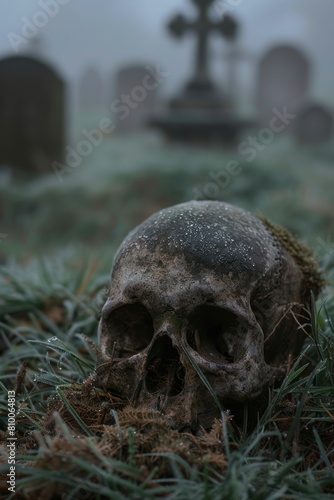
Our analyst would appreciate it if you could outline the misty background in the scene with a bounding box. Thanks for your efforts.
[0,0,333,262]
[1,0,334,136]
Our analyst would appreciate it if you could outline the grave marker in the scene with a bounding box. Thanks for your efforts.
[114,65,157,132]
[0,55,65,174]
[295,103,333,145]
[79,66,104,110]
[257,45,310,125]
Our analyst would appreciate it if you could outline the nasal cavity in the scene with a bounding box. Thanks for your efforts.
[145,336,185,397]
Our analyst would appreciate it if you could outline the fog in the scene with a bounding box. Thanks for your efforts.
[0,2,333,264]
[1,0,333,108]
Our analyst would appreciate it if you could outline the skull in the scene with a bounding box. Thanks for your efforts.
[97,201,321,431]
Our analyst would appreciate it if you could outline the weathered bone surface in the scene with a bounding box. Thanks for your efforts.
[97,201,322,431]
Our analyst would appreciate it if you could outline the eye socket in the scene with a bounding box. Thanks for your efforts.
[104,304,154,358]
[187,306,244,363]
[250,298,271,328]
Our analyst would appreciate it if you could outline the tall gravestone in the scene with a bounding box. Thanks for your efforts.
[295,104,333,145]
[0,55,64,174]
[79,66,104,110]
[114,65,157,132]
[257,45,310,125]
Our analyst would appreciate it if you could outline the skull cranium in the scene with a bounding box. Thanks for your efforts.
[97,201,321,431]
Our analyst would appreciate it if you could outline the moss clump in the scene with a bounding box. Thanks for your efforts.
[260,217,325,299]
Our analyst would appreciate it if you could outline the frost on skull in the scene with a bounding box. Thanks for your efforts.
[96,201,323,431]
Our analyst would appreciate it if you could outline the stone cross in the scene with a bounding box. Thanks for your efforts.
[169,0,238,83]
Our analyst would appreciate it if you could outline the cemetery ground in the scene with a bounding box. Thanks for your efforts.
[0,131,334,498]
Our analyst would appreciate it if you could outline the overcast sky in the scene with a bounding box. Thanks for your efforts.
[0,1,333,107]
